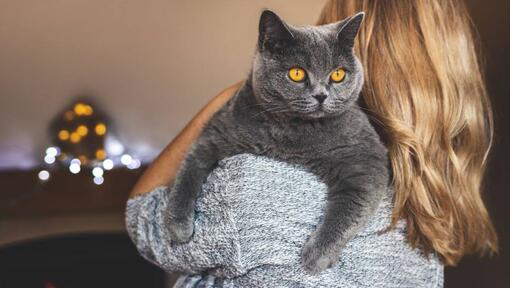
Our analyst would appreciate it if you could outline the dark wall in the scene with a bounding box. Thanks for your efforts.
[445,1,510,287]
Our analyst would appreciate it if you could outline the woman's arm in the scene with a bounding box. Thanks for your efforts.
[129,81,243,199]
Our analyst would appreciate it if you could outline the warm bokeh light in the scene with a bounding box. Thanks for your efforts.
[77,125,89,136]
[70,132,81,143]
[63,110,75,121]
[95,149,106,160]
[74,103,86,116]
[95,123,107,136]
[58,130,70,141]
[83,104,93,116]
[78,155,88,164]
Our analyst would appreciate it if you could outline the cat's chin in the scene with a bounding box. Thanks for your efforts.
[298,109,343,120]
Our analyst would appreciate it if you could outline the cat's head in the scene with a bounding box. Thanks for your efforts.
[252,10,364,119]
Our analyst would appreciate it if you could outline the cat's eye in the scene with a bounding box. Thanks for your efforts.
[330,68,346,83]
[288,67,306,82]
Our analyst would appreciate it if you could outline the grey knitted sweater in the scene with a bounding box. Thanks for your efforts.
[126,154,443,287]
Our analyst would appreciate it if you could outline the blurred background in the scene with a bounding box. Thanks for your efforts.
[0,0,508,287]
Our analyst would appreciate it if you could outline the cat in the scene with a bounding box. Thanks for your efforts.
[164,10,390,274]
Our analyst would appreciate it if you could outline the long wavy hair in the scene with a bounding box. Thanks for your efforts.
[317,0,497,265]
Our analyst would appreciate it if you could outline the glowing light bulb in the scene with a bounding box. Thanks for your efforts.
[58,130,70,141]
[93,176,104,185]
[38,170,50,181]
[120,154,132,166]
[74,103,87,116]
[77,125,88,136]
[95,149,106,160]
[69,163,81,174]
[46,147,60,157]
[83,105,93,116]
[44,155,56,164]
[95,123,107,136]
[102,159,114,170]
[127,159,141,170]
[70,132,81,143]
[92,167,104,177]
[70,158,81,165]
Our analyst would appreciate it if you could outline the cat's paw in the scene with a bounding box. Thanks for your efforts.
[166,216,194,244]
[301,236,341,274]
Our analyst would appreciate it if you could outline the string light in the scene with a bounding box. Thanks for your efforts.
[95,149,106,160]
[70,132,81,143]
[69,158,81,174]
[95,123,107,136]
[46,147,60,157]
[44,155,56,164]
[38,170,50,181]
[127,159,141,170]
[77,125,88,136]
[92,167,104,177]
[69,163,80,174]
[120,154,132,166]
[58,130,70,141]
[102,159,114,170]
[83,105,93,116]
[42,101,144,185]
[93,176,104,185]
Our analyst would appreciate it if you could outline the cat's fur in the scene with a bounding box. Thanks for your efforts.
[165,10,390,274]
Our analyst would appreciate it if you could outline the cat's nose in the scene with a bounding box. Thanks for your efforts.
[313,94,327,104]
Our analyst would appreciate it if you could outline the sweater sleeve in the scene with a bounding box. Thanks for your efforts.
[125,181,243,276]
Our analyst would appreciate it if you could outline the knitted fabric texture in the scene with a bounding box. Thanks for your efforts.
[126,154,443,287]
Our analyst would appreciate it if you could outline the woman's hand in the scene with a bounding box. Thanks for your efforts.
[129,81,243,199]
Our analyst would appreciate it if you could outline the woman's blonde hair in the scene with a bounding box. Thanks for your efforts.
[317,0,497,265]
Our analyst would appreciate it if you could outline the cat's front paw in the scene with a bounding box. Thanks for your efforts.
[301,236,341,274]
[166,215,194,244]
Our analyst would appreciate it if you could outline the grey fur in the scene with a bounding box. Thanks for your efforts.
[165,10,390,273]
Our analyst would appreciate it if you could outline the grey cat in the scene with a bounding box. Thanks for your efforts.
[165,10,390,274]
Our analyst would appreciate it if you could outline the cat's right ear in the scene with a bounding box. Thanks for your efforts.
[258,10,295,52]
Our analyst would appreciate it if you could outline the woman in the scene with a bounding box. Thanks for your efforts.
[127,0,497,286]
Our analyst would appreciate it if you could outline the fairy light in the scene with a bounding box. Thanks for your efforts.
[83,105,93,116]
[127,159,141,170]
[120,154,132,166]
[46,147,60,157]
[93,176,104,185]
[70,132,81,143]
[92,167,104,177]
[77,125,88,136]
[58,130,70,141]
[102,159,114,170]
[44,155,56,164]
[41,101,146,185]
[69,158,81,174]
[95,123,107,136]
[69,163,80,174]
[38,170,50,181]
[95,149,106,160]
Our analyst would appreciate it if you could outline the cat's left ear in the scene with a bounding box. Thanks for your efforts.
[337,12,365,48]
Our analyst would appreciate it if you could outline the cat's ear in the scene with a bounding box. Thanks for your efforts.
[258,10,295,52]
[336,12,365,48]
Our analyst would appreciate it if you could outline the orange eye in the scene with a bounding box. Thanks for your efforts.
[288,67,306,82]
[330,68,346,83]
